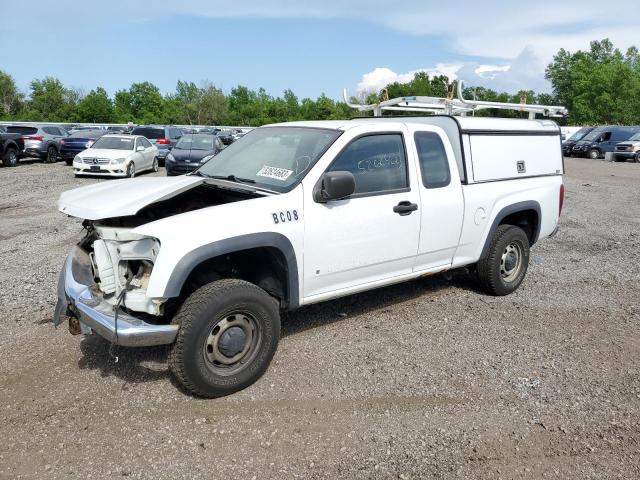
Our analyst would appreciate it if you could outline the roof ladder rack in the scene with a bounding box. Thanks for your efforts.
[344,80,568,119]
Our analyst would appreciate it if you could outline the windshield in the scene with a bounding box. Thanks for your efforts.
[582,128,605,142]
[568,128,592,142]
[629,132,640,141]
[197,127,342,192]
[69,130,104,139]
[175,134,215,150]
[91,136,134,150]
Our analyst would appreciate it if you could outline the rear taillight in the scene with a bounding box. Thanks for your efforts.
[156,138,170,145]
[24,135,44,141]
[559,183,565,216]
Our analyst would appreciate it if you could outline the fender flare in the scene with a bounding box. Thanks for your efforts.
[162,232,300,308]
[480,201,541,259]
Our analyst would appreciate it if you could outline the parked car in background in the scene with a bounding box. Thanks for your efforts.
[0,126,6,133]
[613,131,640,162]
[216,129,234,145]
[1,131,25,167]
[60,129,107,165]
[165,133,223,176]
[72,135,159,178]
[5,125,67,163]
[562,126,595,156]
[572,125,640,159]
[131,125,183,165]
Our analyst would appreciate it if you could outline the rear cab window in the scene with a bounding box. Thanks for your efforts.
[414,132,451,188]
[7,126,38,135]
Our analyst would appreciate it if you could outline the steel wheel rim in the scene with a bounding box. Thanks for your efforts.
[203,312,261,376]
[8,151,16,163]
[500,241,523,282]
[128,163,135,177]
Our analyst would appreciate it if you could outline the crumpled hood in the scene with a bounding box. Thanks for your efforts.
[59,176,205,220]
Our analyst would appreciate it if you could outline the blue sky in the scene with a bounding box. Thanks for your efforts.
[1,0,638,100]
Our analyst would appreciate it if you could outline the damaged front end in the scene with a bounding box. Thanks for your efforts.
[53,224,177,347]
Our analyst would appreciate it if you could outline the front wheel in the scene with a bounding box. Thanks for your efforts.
[589,149,600,160]
[126,162,135,178]
[168,279,281,398]
[476,225,530,296]
[151,157,159,172]
[635,152,640,163]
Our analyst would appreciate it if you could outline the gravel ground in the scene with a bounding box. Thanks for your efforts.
[0,157,639,479]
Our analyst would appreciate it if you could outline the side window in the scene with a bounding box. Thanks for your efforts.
[414,132,451,188]
[43,127,56,135]
[141,137,152,148]
[327,134,408,195]
[600,132,611,142]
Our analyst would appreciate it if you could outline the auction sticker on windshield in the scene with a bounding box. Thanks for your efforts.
[256,166,293,181]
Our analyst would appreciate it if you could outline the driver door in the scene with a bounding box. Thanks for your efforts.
[302,125,421,300]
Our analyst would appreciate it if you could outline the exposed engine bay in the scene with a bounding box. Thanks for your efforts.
[78,184,262,315]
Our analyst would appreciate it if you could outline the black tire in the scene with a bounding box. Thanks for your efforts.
[65,159,73,166]
[126,162,135,178]
[46,145,58,163]
[588,149,600,160]
[3,147,18,167]
[168,279,280,398]
[635,152,640,163]
[151,157,159,173]
[476,225,530,296]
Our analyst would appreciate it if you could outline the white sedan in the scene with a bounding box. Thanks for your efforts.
[73,135,159,178]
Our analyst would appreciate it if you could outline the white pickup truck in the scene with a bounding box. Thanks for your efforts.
[54,116,564,397]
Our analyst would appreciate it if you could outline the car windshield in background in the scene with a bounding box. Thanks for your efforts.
[582,129,604,141]
[91,136,134,150]
[628,132,640,141]
[6,126,38,135]
[197,127,342,193]
[175,134,215,150]
[568,128,591,141]
[131,128,164,139]
[69,130,104,139]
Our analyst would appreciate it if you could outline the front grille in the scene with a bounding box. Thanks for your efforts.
[616,145,631,151]
[83,158,110,165]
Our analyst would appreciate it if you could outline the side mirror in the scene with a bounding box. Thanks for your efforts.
[136,145,145,151]
[314,171,356,203]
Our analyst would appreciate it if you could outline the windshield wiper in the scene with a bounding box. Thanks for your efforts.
[209,174,256,184]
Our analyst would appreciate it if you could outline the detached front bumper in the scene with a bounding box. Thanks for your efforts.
[53,246,178,347]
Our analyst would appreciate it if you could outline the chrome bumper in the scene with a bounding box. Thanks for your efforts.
[53,246,178,347]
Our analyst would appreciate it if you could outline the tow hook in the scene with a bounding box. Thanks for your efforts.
[68,316,82,335]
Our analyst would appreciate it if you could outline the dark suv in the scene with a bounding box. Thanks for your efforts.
[562,127,595,157]
[130,126,183,165]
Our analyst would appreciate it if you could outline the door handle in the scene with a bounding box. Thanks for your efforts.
[393,201,418,216]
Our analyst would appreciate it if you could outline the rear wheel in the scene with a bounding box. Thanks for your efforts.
[126,162,135,178]
[3,147,18,167]
[589,149,600,160]
[476,225,530,296]
[46,146,58,163]
[168,279,280,398]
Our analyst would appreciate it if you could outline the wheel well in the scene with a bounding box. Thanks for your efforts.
[181,247,291,309]
[499,209,539,246]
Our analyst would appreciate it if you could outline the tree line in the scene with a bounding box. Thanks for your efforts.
[0,39,638,126]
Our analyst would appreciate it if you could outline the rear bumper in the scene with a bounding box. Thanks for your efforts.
[53,246,178,347]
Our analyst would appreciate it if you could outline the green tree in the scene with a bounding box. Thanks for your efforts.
[24,77,72,121]
[77,87,114,123]
[0,70,23,118]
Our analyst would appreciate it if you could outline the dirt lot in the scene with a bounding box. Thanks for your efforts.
[0,157,638,479]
